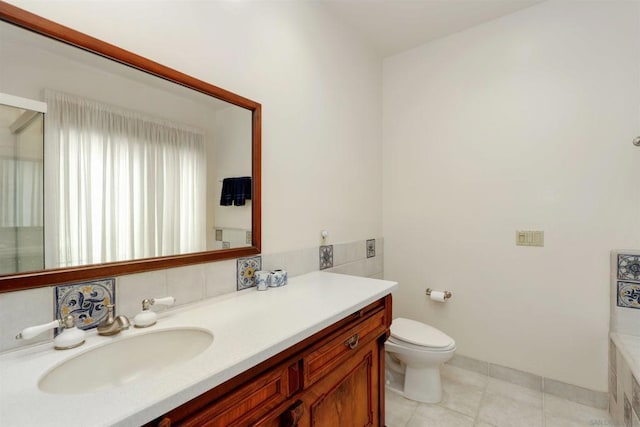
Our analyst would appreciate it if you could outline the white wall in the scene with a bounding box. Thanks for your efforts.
[211,106,252,232]
[383,1,640,391]
[6,0,383,254]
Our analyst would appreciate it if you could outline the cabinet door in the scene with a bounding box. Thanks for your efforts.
[303,340,379,427]
[172,362,296,427]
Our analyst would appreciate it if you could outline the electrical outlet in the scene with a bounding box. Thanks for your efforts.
[516,230,544,247]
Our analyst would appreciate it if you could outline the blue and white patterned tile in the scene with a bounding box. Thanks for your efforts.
[237,256,261,290]
[618,282,640,309]
[366,239,376,258]
[319,245,333,270]
[54,279,114,332]
[619,255,640,282]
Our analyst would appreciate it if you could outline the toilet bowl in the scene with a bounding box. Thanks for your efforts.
[384,317,455,403]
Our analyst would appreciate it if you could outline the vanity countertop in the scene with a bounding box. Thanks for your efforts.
[0,271,397,427]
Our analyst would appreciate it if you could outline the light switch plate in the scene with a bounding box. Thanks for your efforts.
[516,230,544,247]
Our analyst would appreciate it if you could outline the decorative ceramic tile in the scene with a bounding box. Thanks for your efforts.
[54,278,114,333]
[619,255,640,281]
[319,245,333,270]
[618,282,640,309]
[237,256,261,290]
[367,239,376,258]
[222,241,231,249]
[215,229,223,241]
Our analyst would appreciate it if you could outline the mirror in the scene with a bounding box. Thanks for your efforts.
[0,2,261,292]
[0,102,44,275]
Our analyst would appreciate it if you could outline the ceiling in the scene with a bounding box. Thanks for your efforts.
[320,0,544,57]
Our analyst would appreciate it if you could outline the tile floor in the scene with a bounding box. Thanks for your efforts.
[386,365,613,427]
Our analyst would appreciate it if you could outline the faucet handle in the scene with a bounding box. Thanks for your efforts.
[135,296,174,328]
[16,315,85,350]
[54,315,85,350]
[152,296,175,307]
[16,319,61,340]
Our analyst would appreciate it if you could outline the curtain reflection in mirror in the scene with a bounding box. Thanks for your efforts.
[44,91,206,268]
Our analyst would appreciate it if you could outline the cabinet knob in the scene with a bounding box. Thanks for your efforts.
[344,333,360,350]
[280,400,304,427]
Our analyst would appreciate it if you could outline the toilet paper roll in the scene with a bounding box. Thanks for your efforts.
[429,290,447,302]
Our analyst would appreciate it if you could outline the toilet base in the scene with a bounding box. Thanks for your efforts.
[384,359,444,404]
[403,365,442,403]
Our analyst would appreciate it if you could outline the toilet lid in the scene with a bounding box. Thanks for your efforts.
[390,318,454,349]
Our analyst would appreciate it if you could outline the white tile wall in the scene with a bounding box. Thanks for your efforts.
[0,286,53,352]
[448,354,607,411]
[204,260,236,298]
[116,270,168,319]
[488,363,542,392]
[611,339,637,425]
[0,238,384,353]
[167,264,206,307]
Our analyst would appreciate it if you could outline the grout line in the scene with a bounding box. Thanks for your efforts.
[471,371,489,425]
[403,401,419,427]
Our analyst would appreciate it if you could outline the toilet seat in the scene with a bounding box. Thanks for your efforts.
[387,336,456,352]
[390,318,455,350]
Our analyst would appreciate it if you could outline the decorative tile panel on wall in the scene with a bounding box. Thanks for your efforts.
[319,245,334,270]
[619,255,640,281]
[615,252,640,310]
[54,279,114,332]
[237,256,261,290]
[618,282,640,309]
[366,239,375,258]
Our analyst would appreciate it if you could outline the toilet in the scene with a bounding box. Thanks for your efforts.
[384,317,456,403]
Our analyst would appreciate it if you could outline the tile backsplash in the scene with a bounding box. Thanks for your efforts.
[618,254,640,281]
[236,256,262,290]
[319,245,333,270]
[611,250,640,336]
[54,279,115,333]
[0,237,384,353]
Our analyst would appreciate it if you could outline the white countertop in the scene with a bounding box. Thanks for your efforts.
[611,332,640,381]
[0,272,397,427]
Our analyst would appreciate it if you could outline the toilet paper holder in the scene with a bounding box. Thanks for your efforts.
[425,288,452,299]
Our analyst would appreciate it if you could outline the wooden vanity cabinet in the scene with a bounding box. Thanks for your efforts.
[148,295,391,427]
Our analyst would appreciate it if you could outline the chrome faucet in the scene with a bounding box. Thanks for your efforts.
[97,304,130,336]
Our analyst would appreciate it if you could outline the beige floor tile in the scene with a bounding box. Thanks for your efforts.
[439,373,485,417]
[545,413,605,427]
[485,377,543,407]
[474,422,497,427]
[386,389,419,427]
[442,365,489,389]
[477,389,543,427]
[407,404,475,427]
[544,393,612,425]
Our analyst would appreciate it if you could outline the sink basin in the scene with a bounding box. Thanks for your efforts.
[39,328,213,394]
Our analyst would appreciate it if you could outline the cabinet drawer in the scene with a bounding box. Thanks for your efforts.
[175,362,297,427]
[303,309,386,387]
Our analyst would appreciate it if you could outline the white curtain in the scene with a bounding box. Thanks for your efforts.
[0,157,43,227]
[44,90,206,268]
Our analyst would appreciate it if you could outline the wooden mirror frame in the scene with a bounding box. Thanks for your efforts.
[0,1,261,293]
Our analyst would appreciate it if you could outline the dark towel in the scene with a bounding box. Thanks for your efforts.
[220,177,252,206]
